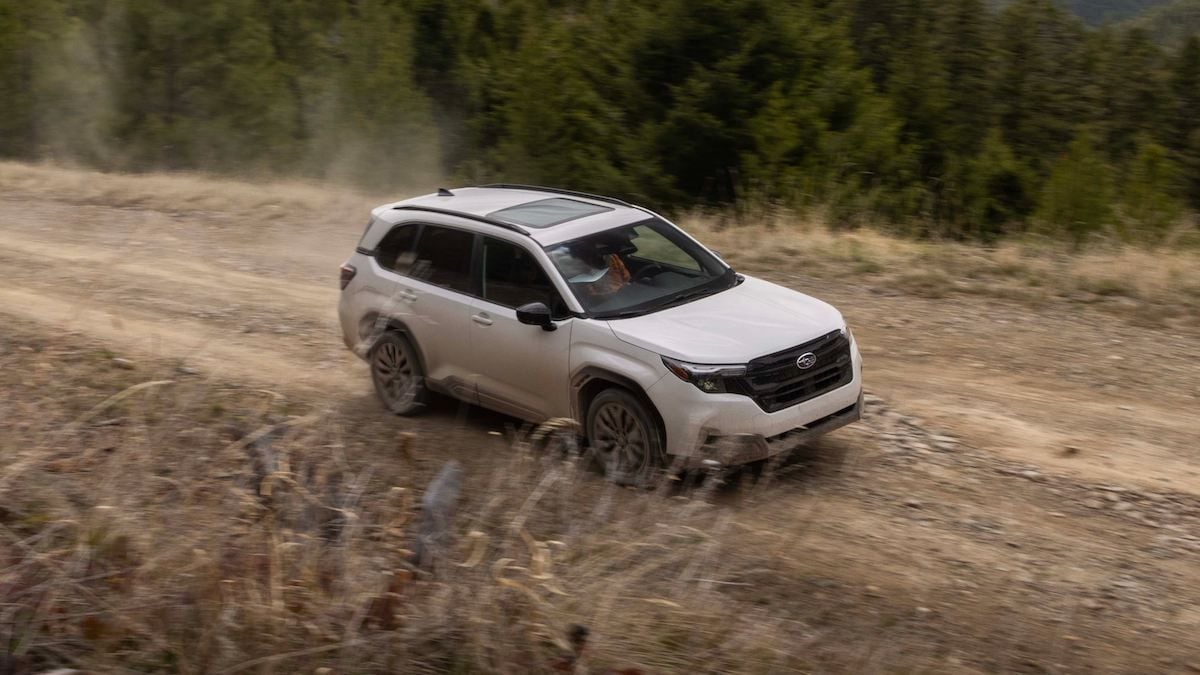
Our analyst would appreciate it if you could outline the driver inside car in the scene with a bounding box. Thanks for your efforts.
[549,240,633,298]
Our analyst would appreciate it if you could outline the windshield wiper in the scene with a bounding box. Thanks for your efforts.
[655,284,722,310]
[594,308,651,320]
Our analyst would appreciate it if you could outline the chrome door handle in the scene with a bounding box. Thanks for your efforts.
[471,313,493,326]
[398,290,418,302]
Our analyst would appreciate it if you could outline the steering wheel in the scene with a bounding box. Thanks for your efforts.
[636,263,666,281]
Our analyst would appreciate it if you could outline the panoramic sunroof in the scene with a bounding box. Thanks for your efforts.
[489,198,613,228]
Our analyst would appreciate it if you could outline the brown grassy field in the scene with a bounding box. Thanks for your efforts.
[3,163,1200,674]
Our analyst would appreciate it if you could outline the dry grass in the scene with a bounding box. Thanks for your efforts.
[683,214,1200,325]
[0,161,373,217]
[4,160,1197,324]
[1,329,915,674]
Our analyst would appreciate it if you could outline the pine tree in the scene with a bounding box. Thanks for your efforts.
[0,0,35,157]
[307,0,439,188]
[488,3,640,198]
[936,0,994,157]
[1098,28,1171,162]
[1120,137,1182,239]
[994,0,1092,172]
[1170,36,1200,208]
[1037,131,1114,248]
[963,129,1033,241]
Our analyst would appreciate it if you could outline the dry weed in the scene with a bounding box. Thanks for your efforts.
[0,335,836,674]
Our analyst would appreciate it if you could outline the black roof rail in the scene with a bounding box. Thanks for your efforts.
[391,205,530,236]
[479,183,633,208]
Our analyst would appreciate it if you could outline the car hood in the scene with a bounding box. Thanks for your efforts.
[606,275,846,363]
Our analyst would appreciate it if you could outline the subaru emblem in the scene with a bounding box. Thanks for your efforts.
[796,352,817,370]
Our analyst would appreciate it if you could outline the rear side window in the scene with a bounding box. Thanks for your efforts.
[411,225,474,293]
[481,237,566,314]
[375,224,419,274]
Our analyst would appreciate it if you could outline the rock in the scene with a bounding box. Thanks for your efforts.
[1082,498,1104,509]
[111,357,135,370]
[1105,492,1122,503]
[903,499,923,509]
[1020,470,1041,481]
[1061,445,1081,457]
[175,365,200,375]
[1114,501,1134,512]
[1081,598,1103,611]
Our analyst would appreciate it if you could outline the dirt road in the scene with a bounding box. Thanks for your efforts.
[3,175,1200,672]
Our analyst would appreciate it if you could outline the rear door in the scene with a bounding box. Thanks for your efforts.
[468,236,573,421]
[399,224,478,401]
[365,220,423,340]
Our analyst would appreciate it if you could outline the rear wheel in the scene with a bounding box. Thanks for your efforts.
[586,388,665,487]
[370,332,427,415]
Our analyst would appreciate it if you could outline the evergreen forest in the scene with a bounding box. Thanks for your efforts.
[2,0,1199,243]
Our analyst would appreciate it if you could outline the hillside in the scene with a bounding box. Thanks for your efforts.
[992,0,1174,23]
[1125,0,1200,45]
[2,163,1200,673]
[1063,0,1174,22]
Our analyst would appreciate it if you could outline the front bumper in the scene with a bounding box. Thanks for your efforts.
[646,335,863,467]
[683,393,863,468]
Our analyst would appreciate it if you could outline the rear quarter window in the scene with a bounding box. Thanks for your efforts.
[375,224,420,274]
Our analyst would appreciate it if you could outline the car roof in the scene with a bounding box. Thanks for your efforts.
[374,185,655,247]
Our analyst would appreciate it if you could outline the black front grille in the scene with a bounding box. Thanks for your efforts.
[730,330,853,413]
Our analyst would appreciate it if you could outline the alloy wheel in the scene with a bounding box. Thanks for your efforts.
[592,401,652,479]
[373,339,416,409]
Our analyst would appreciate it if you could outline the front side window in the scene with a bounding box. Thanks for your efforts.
[481,237,566,315]
[411,225,474,293]
[545,217,733,318]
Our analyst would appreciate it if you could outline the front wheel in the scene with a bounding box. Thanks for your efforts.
[369,332,428,415]
[586,388,665,487]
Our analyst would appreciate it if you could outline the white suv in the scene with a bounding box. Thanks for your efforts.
[338,185,862,484]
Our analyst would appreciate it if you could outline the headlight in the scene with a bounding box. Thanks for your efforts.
[662,356,746,394]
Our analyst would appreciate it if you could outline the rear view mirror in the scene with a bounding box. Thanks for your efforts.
[516,302,557,331]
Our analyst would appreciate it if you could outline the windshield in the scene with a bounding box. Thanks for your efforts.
[544,217,735,318]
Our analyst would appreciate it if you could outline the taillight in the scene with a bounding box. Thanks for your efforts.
[339,263,357,290]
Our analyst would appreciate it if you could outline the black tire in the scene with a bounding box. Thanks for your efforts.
[369,332,428,415]
[586,388,665,487]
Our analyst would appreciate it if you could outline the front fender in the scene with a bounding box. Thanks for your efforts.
[568,322,667,419]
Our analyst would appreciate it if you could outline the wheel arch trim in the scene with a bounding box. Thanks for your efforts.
[359,313,429,377]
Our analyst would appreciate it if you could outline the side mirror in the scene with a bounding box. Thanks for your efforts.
[516,302,557,331]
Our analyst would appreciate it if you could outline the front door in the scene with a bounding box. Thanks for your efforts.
[468,236,573,422]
